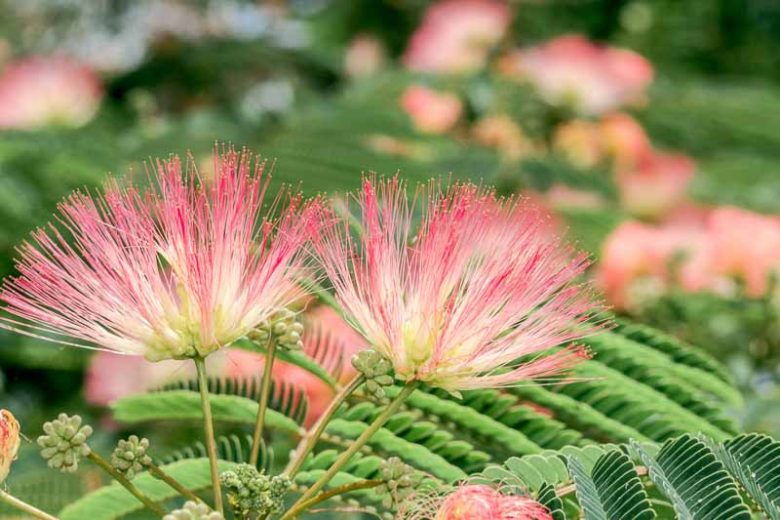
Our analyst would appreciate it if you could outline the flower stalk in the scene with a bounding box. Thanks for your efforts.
[194,356,223,515]
[284,373,365,478]
[148,462,204,505]
[250,336,277,466]
[289,381,419,511]
[87,451,165,517]
[0,489,59,520]
[280,479,382,520]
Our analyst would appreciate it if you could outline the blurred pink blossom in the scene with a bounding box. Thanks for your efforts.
[598,206,780,308]
[553,119,604,169]
[504,35,653,115]
[616,152,696,219]
[344,34,385,78]
[695,207,780,298]
[400,85,463,134]
[403,0,511,74]
[599,112,651,171]
[0,55,103,130]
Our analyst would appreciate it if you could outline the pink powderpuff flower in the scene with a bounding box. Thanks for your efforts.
[0,148,321,361]
[696,207,780,298]
[597,220,703,310]
[552,119,605,169]
[312,177,601,393]
[0,409,20,484]
[404,485,552,520]
[344,34,386,78]
[400,85,463,134]
[403,0,511,74]
[504,35,652,115]
[616,152,696,220]
[599,112,652,171]
[0,55,103,130]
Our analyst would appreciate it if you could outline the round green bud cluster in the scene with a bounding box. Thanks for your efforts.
[251,308,304,350]
[37,414,92,473]
[375,457,422,509]
[162,501,223,520]
[111,435,151,480]
[352,349,395,400]
[220,464,290,518]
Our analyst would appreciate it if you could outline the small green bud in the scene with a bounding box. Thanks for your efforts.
[163,500,223,520]
[375,457,421,509]
[111,435,151,480]
[37,414,92,473]
[220,464,290,518]
[352,349,395,400]
[250,308,305,350]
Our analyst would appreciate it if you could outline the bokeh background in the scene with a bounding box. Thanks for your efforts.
[0,0,779,515]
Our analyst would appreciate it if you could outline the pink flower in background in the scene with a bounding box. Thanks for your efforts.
[616,152,696,219]
[312,177,600,392]
[403,0,511,74]
[473,115,532,160]
[0,410,20,483]
[505,35,653,115]
[698,207,780,297]
[553,120,604,169]
[599,112,651,171]
[0,149,320,361]
[400,85,463,134]
[305,305,366,383]
[598,220,701,310]
[0,55,103,130]
[344,34,385,78]
[543,184,607,211]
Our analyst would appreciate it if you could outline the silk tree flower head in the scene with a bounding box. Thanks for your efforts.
[404,485,552,519]
[400,85,463,134]
[0,55,103,130]
[312,177,601,393]
[0,410,20,483]
[0,148,320,361]
[616,152,696,220]
[502,35,652,116]
[403,0,511,74]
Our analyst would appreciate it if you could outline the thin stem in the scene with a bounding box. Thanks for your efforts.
[291,382,419,509]
[194,356,224,515]
[284,373,365,478]
[250,336,277,466]
[280,479,382,520]
[148,462,204,505]
[0,489,59,520]
[87,452,166,517]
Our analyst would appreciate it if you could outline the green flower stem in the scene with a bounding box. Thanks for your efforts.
[284,373,365,478]
[280,479,382,520]
[194,356,224,515]
[0,488,59,520]
[250,336,277,466]
[87,451,166,517]
[148,462,204,505]
[290,381,419,509]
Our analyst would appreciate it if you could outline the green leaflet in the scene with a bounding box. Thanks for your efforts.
[111,390,302,435]
[717,434,780,520]
[632,435,751,520]
[567,450,655,520]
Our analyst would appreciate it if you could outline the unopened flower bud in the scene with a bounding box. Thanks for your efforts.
[163,500,223,520]
[38,413,92,473]
[352,349,395,400]
[220,464,291,518]
[376,457,421,508]
[250,308,305,350]
[111,435,152,480]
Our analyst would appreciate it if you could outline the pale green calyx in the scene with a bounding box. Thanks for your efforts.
[250,308,304,350]
[220,464,291,518]
[163,500,224,520]
[352,349,395,400]
[37,413,93,473]
[375,457,422,509]
[111,435,152,479]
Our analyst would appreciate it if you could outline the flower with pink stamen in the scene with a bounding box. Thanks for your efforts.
[312,177,600,393]
[403,485,552,519]
[0,148,320,361]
